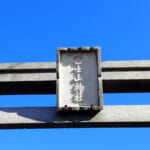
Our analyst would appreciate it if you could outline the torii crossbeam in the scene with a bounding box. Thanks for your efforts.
[0,60,150,129]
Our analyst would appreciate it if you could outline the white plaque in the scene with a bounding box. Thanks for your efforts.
[57,47,103,112]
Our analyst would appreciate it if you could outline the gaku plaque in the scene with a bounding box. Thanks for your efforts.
[56,47,103,112]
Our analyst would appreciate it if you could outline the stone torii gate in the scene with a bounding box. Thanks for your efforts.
[0,47,150,129]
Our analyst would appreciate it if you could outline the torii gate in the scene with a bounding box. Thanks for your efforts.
[0,47,150,129]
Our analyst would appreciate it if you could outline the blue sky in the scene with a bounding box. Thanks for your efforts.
[0,0,150,150]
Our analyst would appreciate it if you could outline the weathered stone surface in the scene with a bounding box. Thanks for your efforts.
[0,105,150,129]
[57,47,103,111]
[0,61,150,94]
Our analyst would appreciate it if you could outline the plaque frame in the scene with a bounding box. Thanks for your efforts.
[56,47,103,112]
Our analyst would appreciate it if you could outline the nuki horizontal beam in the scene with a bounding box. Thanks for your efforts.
[0,61,150,94]
[0,105,150,129]
[0,61,150,129]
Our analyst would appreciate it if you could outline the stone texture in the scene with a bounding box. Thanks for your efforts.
[0,105,149,129]
[57,47,103,111]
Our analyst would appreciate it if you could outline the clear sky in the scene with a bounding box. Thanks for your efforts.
[0,0,150,150]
